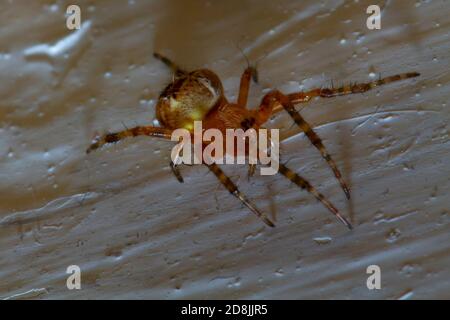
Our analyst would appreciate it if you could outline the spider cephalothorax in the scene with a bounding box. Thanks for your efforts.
[87,52,419,229]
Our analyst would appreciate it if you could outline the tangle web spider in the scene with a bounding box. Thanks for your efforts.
[87,53,419,229]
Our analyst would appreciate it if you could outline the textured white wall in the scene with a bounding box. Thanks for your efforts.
[0,0,449,299]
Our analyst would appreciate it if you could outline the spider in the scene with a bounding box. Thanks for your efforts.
[87,52,419,230]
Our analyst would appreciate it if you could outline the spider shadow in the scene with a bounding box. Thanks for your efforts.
[338,118,355,225]
[266,182,278,223]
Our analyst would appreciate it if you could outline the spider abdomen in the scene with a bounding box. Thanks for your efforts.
[156,69,225,131]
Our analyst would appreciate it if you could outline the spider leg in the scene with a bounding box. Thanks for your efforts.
[170,161,184,183]
[247,164,256,180]
[169,160,195,183]
[86,126,173,154]
[259,90,350,199]
[169,140,187,183]
[237,66,258,107]
[153,52,187,77]
[272,72,420,113]
[207,163,275,227]
[278,163,352,229]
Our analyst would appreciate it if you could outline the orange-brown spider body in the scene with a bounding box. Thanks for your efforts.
[156,69,262,135]
[155,67,271,167]
[87,52,420,230]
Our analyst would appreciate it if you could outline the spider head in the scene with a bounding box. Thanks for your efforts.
[156,69,225,131]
